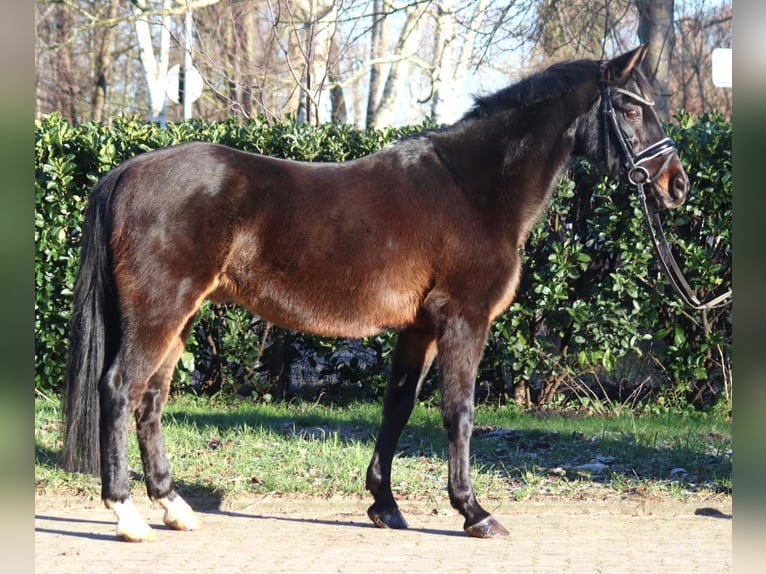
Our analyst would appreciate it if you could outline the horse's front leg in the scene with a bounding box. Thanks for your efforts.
[438,316,509,538]
[366,326,437,529]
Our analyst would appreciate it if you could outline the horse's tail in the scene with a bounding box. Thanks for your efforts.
[60,167,124,475]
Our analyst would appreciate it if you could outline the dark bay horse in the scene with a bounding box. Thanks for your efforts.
[61,45,688,541]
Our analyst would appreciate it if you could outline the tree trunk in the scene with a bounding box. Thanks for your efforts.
[372,8,419,127]
[52,3,78,123]
[366,3,423,128]
[636,0,675,121]
[366,0,384,128]
[91,0,120,123]
[328,38,347,123]
[430,0,488,124]
[230,1,254,118]
[133,0,172,123]
[513,379,531,408]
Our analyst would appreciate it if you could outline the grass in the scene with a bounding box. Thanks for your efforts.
[35,393,731,507]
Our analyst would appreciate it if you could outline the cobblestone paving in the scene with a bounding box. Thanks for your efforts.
[35,496,731,573]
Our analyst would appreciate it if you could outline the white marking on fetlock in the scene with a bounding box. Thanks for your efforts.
[106,497,156,542]
[156,495,203,531]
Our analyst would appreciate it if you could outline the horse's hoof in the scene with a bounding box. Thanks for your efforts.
[116,523,158,542]
[158,495,203,531]
[464,516,510,538]
[367,504,409,529]
[108,497,157,542]
[163,510,203,531]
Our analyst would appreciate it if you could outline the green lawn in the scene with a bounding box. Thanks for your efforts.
[35,394,731,505]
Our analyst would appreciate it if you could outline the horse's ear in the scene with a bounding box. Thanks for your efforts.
[604,44,648,83]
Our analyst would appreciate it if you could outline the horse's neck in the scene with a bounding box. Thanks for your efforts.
[438,102,582,245]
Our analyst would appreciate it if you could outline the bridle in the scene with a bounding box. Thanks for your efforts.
[600,78,732,311]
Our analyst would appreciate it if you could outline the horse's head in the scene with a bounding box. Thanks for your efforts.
[577,45,689,210]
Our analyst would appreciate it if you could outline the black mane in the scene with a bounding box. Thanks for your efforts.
[464,59,600,119]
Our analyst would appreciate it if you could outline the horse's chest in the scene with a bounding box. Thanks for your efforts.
[487,257,523,321]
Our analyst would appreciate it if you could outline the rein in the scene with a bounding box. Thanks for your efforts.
[600,81,732,311]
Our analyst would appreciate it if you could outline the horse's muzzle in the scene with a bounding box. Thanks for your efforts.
[650,167,688,210]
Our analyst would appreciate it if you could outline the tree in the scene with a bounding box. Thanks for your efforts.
[34,0,731,125]
[133,0,173,123]
[671,0,731,117]
[278,0,341,125]
[428,0,490,124]
[365,0,424,128]
[536,0,633,60]
[637,0,675,120]
[194,0,342,123]
[91,1,121,123]
[35,1,79,123]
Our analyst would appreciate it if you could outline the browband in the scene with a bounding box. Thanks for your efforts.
[611,86,655,107]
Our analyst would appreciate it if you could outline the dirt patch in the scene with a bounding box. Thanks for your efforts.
[35,494,731,573]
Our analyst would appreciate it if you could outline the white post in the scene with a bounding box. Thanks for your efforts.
[712,48,732,88]
[183,9,194,119]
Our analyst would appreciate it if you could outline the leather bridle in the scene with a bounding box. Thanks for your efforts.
[600,79,732,311]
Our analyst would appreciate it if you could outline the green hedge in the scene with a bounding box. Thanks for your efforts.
[34,112,731,410]
[482,112,732,410]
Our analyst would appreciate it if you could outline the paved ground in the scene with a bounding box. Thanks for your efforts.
[35,495,731,573]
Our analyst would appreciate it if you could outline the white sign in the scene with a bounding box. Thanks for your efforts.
[166,64,204,104]
[712,48,732,88]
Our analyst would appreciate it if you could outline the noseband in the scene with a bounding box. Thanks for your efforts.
[600,79,732,311]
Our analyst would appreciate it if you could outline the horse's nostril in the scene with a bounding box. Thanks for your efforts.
[673,176,688,199]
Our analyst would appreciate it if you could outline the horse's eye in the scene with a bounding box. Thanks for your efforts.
[625,109,641,120]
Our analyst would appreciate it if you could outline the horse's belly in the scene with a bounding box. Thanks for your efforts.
[212,271,424,338]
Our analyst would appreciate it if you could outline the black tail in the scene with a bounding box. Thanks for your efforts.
[60,168,123,475]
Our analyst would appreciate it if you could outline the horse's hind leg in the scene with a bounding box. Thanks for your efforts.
[135,319,202,533]
[99,339,172,542]
[101,314,201,542]
[366,326,437,529]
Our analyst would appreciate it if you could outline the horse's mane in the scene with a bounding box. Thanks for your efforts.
[463,59,600,120]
